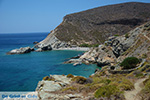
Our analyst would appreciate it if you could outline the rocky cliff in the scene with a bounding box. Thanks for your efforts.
[66,21,150,66]
[36,2,150,49]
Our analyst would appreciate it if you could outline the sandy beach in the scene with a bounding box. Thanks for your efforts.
[53,47,90,51]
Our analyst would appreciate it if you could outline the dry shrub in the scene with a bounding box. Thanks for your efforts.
[43,76,55,81]
[71,76,87,84]
[67,74,74,78]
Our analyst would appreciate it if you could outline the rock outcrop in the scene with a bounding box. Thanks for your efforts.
[106,21,150,60]
[65,45,116,66]
[6,47,34,55]
[65,21,150,66]
[36,2,150,49]
[35,31,71,50]
[36,45,52,52]
[36,75,84,100]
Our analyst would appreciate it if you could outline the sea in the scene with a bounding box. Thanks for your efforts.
[0,32,99,91]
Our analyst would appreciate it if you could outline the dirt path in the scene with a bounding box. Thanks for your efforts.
[124,78,147,100]
[143,34,150,41]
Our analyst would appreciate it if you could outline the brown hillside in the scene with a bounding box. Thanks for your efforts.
[53,2,150,45]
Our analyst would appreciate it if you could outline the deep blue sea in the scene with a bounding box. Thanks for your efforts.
[0,33,99,91]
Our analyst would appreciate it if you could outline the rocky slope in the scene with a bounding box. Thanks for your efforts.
[34,21,150,100]
[66,21,150,67]
[36,2,150,49]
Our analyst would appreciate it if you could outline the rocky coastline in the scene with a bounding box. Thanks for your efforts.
[4,2,150,99]
[6,46,90,55]
[32,21,150,100]
[4,23,150,100]
[5,20,150,100]
[6,47,34,55]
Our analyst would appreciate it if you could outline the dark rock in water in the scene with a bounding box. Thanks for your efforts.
[31,48,35,51]
[36,45,52,52]
[95,68,100,73]
[70,55,81,59]
[7,47,32,55]
[33,41,39,44]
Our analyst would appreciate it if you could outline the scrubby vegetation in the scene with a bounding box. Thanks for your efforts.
[62,86,77,92]
[71,76,87,84]
[67,74,74,78]
[60,68,136,99]
[125,33,129,38]
[43,76,55,81]
[58,59,150,99]
[55,2,150,46]
[117,78,134,91]
[120,57,140,69]
[114,34,120,37]
[138,75,150,99]
[94,85,121,98]
[79,43,99,47]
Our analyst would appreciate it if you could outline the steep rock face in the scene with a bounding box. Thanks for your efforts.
[36,45,52,52]
[68,21,150,66]
[80,45,116,66]
[118,21,150,62]
[104,21,150,60]
[35,30,71,49]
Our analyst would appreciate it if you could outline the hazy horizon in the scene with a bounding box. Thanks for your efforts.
[0,0,150,33]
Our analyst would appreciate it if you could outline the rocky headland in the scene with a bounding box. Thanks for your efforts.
[35,2,150,50]
[6,47,34,55]
[7,2,150,54]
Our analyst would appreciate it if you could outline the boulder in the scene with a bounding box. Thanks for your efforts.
[36,45,52,52]
[36,75,72,100]
[64,59,82,64]
[33,41,39,44]
[7,47,33,55]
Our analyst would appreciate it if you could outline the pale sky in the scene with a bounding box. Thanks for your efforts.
[0,0,150,33]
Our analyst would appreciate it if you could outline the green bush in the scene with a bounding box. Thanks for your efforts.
[79,43,99,47]
[125,33,129,38]
[120,57,140,69]
[79,43,89,47]
[92,77,111,85]
[94,85,121,98]
[142,53,147,58]
[114,34,120,37]
[135,73,144,78]
[93,44,99,47]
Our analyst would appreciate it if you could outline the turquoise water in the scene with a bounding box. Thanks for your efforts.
[0,33,99,91]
